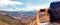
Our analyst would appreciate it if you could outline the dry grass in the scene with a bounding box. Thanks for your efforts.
[0,14,22,25]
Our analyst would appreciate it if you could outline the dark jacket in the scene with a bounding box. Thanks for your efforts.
[48,1,60,23]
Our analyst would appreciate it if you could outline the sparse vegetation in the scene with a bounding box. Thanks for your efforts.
[0,14,22,25]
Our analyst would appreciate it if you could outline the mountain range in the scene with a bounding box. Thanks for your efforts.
[0,10,37,25]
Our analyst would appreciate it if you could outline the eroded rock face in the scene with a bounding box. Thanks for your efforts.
[16,14,36,25]
[0,11,36,25]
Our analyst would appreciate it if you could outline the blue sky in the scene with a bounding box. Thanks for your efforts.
[0,0,60,11]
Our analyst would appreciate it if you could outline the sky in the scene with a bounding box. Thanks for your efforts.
[0,0,60,11]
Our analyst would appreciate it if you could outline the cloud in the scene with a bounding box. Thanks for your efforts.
[25,3,50,11]
[0,0,51,11]
[0,3,50,11]
[0,0,23,6]
[0,0,24,11]
[0,4,50,11]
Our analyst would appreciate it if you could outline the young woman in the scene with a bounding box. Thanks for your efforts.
[48,1,60,25]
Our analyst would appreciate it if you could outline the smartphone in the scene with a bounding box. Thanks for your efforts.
[40,9,45,12]
[40,9,45,17]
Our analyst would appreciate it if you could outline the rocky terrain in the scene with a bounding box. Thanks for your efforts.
[0,11,51,25]
[0,11,37,25]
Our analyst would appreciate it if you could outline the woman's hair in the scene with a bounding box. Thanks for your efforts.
[48,1,60,23]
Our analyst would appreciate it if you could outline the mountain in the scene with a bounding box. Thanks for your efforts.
[0,14,22,25]
[0,10,37,16]
[0,11,37,25]
[0,10,49,25]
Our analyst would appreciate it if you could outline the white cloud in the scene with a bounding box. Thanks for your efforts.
[0,0,23,11]
[0,3,50,11]
[0,0,23,6]
[25,3,50,11]
[0,0,51,11]
[1,4,50,11]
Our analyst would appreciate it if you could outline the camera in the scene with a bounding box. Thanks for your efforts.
[40,9,45,12]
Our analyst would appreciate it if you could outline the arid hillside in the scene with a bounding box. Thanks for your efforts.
[0,11,36,25]
[0,14,22,25]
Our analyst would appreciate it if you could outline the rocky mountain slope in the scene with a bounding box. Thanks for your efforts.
[0,11,36,25]
[0,14,22,25]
